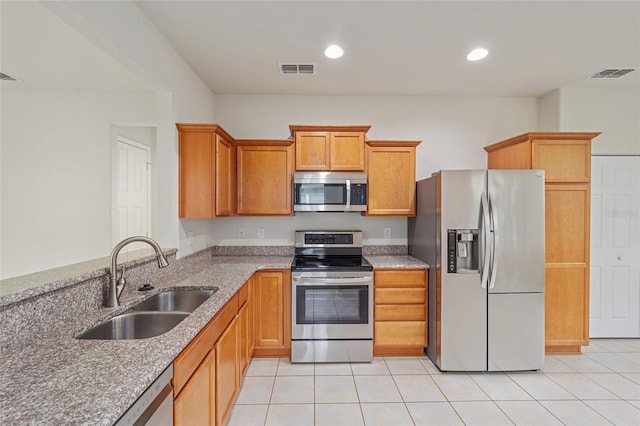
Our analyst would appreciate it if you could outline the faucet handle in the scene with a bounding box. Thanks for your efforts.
[116,265,127,297]
[118,264,126,280]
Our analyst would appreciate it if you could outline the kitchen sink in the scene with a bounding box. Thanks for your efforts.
[130,288,217,313]
[76,312,190,340]
[77,288,217,340]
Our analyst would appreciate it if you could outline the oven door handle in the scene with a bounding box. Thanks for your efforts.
[292,276,372,284]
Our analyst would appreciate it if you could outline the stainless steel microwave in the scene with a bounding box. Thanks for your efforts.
[293,172,367,212]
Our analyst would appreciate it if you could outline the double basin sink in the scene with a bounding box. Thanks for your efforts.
[77,288,217,340]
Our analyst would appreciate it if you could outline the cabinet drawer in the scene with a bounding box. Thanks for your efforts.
[375,288,425,304]
[375,321,426,346]
[174,293,238,396]
[375,269,426,287]
[375,304,425,321]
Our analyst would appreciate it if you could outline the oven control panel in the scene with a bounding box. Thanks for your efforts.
[295,231,363,248]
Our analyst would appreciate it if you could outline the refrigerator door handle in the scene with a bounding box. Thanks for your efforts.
[480,192,491,289]
[488,195,498,289]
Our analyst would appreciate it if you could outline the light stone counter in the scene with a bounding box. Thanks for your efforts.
[0,255,291,426]
[1,250,426,425]
[366,255,429,269]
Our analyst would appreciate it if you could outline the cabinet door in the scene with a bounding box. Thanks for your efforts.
[238,299,250,378]
[330,132,365,171]
[248,277,255,357]
[253,270,291,357]
[545,183,590,349]
[215,316,238,426]
[545,184,590,264]
[366,145,416,216]
[174,350,214,426]
[295,132,330,170]
[237,145,294,215]
[178,130,214,218]
[532,140,591,183]
[215,134,235,216]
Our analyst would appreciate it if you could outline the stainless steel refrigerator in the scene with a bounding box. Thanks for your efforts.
[408,169,545,371]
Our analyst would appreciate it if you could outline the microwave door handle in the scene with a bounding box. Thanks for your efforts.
[346,179,351,210]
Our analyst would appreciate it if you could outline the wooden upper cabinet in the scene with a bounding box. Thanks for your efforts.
[177,123,235,218]
[215,133,236,216]
[295,132,330,170]
[236,140,294,215]
[290,125,370,171]
[484,132,599,183]
[365,140,421,216]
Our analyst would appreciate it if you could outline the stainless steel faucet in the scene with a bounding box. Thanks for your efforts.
[106,236,169,307]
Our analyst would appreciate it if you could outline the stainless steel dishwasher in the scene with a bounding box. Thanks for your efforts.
[115,364,173,426]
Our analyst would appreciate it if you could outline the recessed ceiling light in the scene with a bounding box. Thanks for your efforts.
[467,48,489,61]
[324,44,344,59]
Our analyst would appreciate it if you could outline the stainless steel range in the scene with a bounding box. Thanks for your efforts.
[291,231,373,363]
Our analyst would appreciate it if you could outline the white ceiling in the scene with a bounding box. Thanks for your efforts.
[135,0,640,97]
[0,1,154,93]
[1,1,638,97]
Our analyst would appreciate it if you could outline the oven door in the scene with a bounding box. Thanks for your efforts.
[291,273,373,340]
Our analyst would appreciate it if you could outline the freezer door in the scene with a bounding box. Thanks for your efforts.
[439,170,487,371]
[488,293,545,371]
[487,170,545,294]
[440,273,488,371]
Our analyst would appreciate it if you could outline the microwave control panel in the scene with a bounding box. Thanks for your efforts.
[350,184,367,205]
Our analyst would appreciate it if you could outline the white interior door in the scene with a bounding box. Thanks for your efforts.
[114,136,150,251]
[590,155,640,337]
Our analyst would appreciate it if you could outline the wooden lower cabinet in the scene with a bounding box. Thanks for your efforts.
[238,289,252,378]
[374,269,427,356]
[253,270,291,357]
[215,316,239,426]
[174,350,214,426]
[173,270,289,425]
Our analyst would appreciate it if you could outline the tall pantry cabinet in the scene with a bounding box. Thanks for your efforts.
[484,132,600,355]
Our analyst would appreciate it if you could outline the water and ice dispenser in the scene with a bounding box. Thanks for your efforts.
[447,229,479,273]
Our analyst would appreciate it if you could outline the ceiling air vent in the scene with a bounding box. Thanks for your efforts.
[589,68,636,79]
[279,63,316,75]
[0,72,19,81]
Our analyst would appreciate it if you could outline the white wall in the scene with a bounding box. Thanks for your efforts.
[1,92,157,278]
[205,95,539,246]
[44,1,218,258]
[539,89,561,131]
[558,87,640,154]
[1,1,218,279]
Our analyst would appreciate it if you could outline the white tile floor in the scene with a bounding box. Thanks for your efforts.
[228,339,640,425]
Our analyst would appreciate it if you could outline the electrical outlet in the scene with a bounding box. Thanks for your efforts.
[258,227,265,239]
[384,227,391,239]
[238,228,245,238]
[187,231,193,245]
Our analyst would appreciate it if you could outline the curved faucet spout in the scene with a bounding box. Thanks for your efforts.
[106,236,169,308]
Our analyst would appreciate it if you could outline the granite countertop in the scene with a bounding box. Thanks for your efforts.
[1,253,426,425]
[366,255,428,269]
[1,255,291,426]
